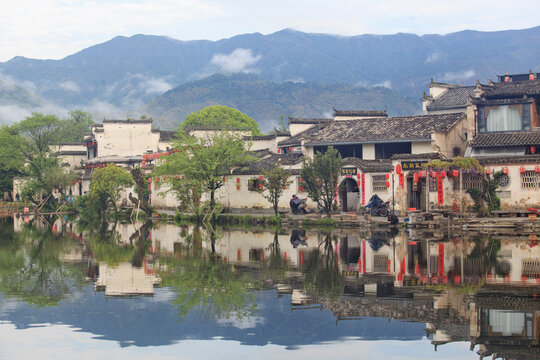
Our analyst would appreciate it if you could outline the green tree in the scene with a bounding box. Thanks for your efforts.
[0,125,25,195]
[14,113,77,205]
[183,105,261,135]
[300,147,342,217]
[62,110,93,142]
[86,163,134,215]
[260,166,293,215]
[156,130,254,222]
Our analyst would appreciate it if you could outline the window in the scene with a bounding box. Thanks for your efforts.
[372,175,388,192]
[429,176,437,192]
[521,171,540,190]
[497,174,511,189]
[453,173,483,191]
[248,178,262,191]
[478,103,531,133]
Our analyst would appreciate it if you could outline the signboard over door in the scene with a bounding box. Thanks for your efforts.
[341,168,357,177]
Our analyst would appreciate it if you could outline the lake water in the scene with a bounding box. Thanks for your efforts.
[0,216,539,359]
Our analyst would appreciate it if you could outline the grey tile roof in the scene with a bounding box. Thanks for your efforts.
[390,153,442,160]
[103,119,153,124]
[159,130,177,141]
[233,152,304,175]
[481,79,540,98]
[477,154,540,165]
[426,86,475,110]
[303,113,465,146]
[470,131,540,148]
[58,151,87,156]
[333,109,388,117]
[278,121,331,146]
[245,134,276,140]
[342,157,392,173]
[288,117,332,124]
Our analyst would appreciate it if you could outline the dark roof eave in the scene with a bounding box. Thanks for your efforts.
[305,139,431,146]
[426,105,467,111]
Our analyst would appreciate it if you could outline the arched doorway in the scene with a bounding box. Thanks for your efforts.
[340,178,359,212]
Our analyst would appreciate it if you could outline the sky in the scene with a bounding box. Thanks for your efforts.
[1,0,539,62]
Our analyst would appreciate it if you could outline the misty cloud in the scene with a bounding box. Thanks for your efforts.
[374,80,392,89]
[425,52,441,63]
[59,80,81,93]
[442,69,476,82]
[211,48,262,74]
[0,102,69,124]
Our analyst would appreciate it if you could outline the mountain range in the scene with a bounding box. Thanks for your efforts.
[0,26,539,130]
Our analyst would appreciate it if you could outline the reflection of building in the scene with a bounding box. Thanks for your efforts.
[94,262,161,296]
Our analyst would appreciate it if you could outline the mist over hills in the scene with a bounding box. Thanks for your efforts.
[0,26,539,129]
[145,73,418,131]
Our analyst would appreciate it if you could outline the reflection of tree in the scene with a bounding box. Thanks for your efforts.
[0,222,85,307]
[130,221,153,267]
[263,230,290,281]
[158,227,259,321]
[468,236,503,277]
[86,225,134,267]
[302,232,344,298]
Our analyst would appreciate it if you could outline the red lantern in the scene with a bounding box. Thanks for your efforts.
[395,164,402,175]
[503,167,509,174]
[299,186,303,191]
[535,166,540,173]
[452,170,458,177]
[236,183,241,190]
[520,167,525,174]
[277,149,281,154]
[236,178,240,183]
[385,181,390,188]
[419,171,427,178]
[385,173,390,180]
[259,175,263,181]
[289,147,292,152]
[485,168,491,175]
[357,179,361,187]
[299,178,303,182]
[258,183,262,189]
[413,173,419,183]
[530,146,536,154]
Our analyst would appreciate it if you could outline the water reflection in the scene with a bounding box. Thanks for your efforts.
[0,215,539,359]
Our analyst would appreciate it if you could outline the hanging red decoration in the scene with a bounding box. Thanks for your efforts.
[440,171,446,178]
[395,164,402,175]
[385,173,390,180]
[277,149,281,154]
[485,168,492,175]
[535,166,540,173]
[503,167,509,174]
[520,167,525,174]
[236,178,240,183]
[259,175,263,181]
[452,170,459,177]
[418,170,427,178]
[385,181,390,188]
[413,173,419,183]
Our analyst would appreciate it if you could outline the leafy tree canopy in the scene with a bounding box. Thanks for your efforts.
[87,163,134,213]
[183,105,261,135]
[156,130,254,220]
[0,126,25,194]
[300,147,342,217]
